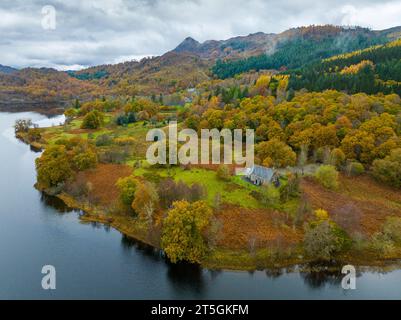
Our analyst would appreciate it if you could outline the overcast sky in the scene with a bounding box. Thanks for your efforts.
[1,0,401,70]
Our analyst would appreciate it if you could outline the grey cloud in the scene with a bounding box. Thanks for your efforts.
[0,0,400,69]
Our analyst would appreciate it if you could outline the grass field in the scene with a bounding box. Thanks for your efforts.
[133,166,263,208]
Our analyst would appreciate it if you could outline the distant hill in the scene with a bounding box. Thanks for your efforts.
[287,38,401,95]
[0,64,17,74]
[69,25,401,96]
[68,51,211,96]
[173,32,276,60]
[1,24,401,112]
[0,67,103,112]
[210,25,401,79]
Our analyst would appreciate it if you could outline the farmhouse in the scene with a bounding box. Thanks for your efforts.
[245,165,279,186]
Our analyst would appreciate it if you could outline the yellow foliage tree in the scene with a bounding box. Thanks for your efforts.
[161,200,213,263]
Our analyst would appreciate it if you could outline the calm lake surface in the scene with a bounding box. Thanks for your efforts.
[0,111,400,299]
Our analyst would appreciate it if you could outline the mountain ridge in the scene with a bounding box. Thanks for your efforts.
[172,25,401,60]
[2,24,401,112]
[0,64,17,74]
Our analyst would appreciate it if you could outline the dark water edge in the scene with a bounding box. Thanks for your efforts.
[0,103,65,116]
[1,111,401,299]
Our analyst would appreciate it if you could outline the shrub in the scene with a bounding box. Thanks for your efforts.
[294,195,312,226]
[304,220,348,260]
[64,108,77,120]
[116,112,136,126]
[95,134,113,147]
[279,173,300,201]
[188,183,206,203]
[372,148,401,188]
[81,110,104,129]
[72,149,97,171]
[158,179,206,208]
[382,216,401,244]
[315,165,339,190]
[216,165,231,181]
[315,209,329,221]
[65,175,89,200]
[330,148,346,168]
[346,161,365,176]
[114,137,136,146]
[116,176,138,207]
[261,184,280,207]
[368,217,401,257]
[27,128,42,142]
[370,232,395,257]
[55,136,85,150]
[98,148,128,164]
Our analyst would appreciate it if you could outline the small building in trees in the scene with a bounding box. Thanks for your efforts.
[245,165,279,186]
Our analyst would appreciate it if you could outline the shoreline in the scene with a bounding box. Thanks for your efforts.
[0,104,65,116]
[44,188,401,272]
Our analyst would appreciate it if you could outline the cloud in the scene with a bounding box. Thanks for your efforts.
[0,0,400,70]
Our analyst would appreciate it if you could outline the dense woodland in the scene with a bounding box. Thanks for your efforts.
[212,26,389,79]
[288,39,401,95]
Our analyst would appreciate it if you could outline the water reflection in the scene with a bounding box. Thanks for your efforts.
[40,192,74,214]
[40,188,369,294]
[167,262,206,296]
[121,234,165,263]
[265,268,284,279]
[300,261,362,289]
[29,144,42,153]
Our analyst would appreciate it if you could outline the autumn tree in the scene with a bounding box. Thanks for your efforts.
[35,145,72,189]
[372,148,401,188]
[161,200,212,263]
[251,74,271,96]
[304,209,349,260]
[279,173,300,202]
[345,161,365,176]
[256,139,296,168]
[81,110,104,129]
[312,125,339,150]
[304,220,339,260]
[64,108,77,121]
[132,181,159,221]
[298,144,308,174]
[125,98,159,118]
[14,119,34,134]
[116,176,138,206]
[329,148,346,168]
[341,130,375,164]
[72,148,97,171]
[315,165,339,190]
